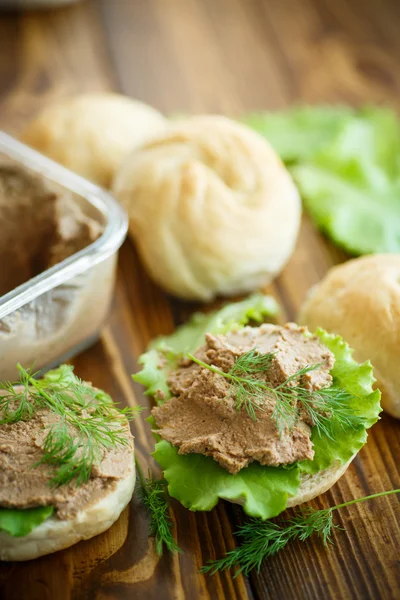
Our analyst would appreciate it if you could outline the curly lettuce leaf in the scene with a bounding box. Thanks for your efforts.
[292,108,400,254]
[151,293,278,355]
[154,440,299,520]
[299,330,381,474]
[133,294,279,401]
[244,105,400,255]
[0,506,54,537]
[242,106,352,163]
[293,163,400,254]
[133,349,173,400]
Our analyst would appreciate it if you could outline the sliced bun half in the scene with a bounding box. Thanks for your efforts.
[0,459,135,562]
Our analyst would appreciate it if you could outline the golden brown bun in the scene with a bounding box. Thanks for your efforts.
[22,93,166,188]
[299,254,400,419]
[0,454,135,561]
[113,115,301,301]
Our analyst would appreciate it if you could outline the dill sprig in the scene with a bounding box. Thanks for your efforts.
[135,459,181,555]
[0,364,143,487]
[227,349,275,421]
[201,489,400,576]
[188,350,363,436]
[230,349,275,377]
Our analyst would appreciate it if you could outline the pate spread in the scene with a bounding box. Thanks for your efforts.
[0,388,133,519]
[152,323,334,474]
[0,164,102,297]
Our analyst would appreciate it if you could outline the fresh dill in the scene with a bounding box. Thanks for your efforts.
[0,364,143,487]
[135,459,181,555]
[188,350,362,436]
[201,488,400,576]
[230,349,275,377]
[227,349,276,421]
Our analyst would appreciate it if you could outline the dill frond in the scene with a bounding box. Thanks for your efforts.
[229,349,275,377]
[201,489,400,576]
[135,460,181,555]
[200,512,337,577]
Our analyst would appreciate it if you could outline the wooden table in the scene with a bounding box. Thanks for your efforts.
[0,1,399,598]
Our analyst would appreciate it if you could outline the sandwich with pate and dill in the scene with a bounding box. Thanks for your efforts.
[0,365,140,561]
[134,295,381,522]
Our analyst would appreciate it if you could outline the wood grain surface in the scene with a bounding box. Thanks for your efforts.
[0,1,400,599]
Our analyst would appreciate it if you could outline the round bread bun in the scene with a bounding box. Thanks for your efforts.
[113,115,301,301]
[0,458,135,562]
[21,93,166,188]
[299,254,400,419]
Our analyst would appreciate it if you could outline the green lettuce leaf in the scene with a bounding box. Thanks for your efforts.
[293,163,400,254]
[135,298,380,519]
[243,105,400,255]
[133,294,279,401]
[299,329,381,474]
[154,440,300,520]
[0,506,54,537]
[242,106,352,163]
[133,348,173,400]
[293,108,400,254]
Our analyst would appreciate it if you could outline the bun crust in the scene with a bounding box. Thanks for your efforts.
[0,459,135,561]
[22,93,166,188]
[286,456,354,508]
[113,115,301,301]
[299,254,400,418]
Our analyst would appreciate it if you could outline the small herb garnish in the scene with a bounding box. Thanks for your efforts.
[0,364,142,487]
[135,459,181,555]
[201,489,400,576]
[188,350,362,436]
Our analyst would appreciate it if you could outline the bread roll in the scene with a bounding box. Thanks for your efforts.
[299,254,400,418]
[0,457,135,561]
[113,115,301,301]
[22,93,166,188]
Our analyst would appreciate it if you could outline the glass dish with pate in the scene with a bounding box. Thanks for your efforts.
[0,132,128,379]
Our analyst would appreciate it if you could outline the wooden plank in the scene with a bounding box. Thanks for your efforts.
[0,0,399,598]
[0,1,116,134]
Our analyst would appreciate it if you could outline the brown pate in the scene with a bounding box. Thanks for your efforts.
[0,163,102,297]
[152,323,334,474]
[0,386,133,519]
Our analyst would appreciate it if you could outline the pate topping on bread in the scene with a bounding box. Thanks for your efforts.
[0,368,136,522]
[0,398,133,519]
[152,323,334,474]
[136,295,381,521]
[0,366,138,562]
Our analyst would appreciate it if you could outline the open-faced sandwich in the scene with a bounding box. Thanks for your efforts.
[134,295,381,521]
[0,365,139,561]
